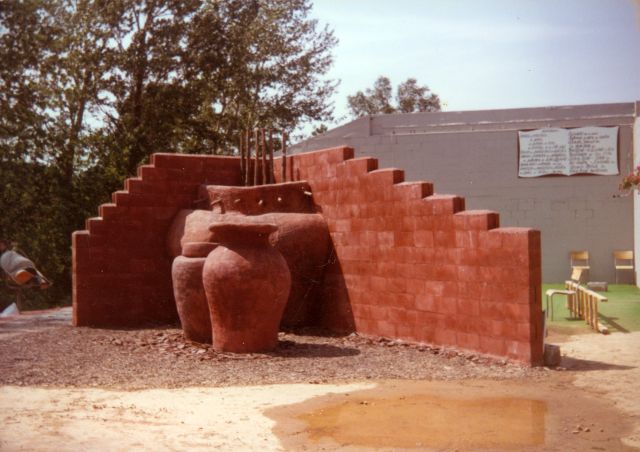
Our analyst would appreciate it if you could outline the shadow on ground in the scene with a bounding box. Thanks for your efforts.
[561,355,636,372]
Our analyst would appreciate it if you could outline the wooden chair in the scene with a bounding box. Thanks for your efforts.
[570,251,590,282]
[613,250,634,284]
[545,267,581,322]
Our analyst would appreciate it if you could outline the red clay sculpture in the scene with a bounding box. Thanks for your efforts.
[171,242,217,343]
[203,221,291,353]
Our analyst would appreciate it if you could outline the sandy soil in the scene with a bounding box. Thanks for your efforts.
[0,307,638,451]
[560,330,640,449]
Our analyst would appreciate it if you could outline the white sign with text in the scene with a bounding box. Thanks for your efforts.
[518,126,618,177]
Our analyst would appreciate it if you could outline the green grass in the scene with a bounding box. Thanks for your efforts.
[542,284,640,333]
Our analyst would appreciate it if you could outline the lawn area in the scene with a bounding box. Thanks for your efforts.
[542,284,640,333]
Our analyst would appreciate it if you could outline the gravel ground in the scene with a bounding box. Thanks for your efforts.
[0,307,547,390]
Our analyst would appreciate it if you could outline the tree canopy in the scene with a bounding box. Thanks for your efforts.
[347,76,441,118]
[0,0,337,308]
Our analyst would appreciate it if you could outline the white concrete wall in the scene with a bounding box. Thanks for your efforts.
[295,103,637,283]
[634,102,640,286]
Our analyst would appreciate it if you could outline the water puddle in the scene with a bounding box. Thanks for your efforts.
[268,380,635,451]
[297,393,546,450]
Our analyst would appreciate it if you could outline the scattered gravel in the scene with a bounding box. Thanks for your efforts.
[0,308,546,390]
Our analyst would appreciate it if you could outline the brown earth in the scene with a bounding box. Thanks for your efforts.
[0,307,638,451]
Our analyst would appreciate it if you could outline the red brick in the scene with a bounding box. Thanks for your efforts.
[505,340,532,362]
[405,278,425,295]
[456,332,480,350]
[414,230,434,247]
[453,210,499,230]
[112,190,130,206]
[414,326,437,343]
[98,203,117,219]
[388,307,417,325]
[387,292,414,309]
[393,181,434,200]
[396,324,418,342]
[496,227,536,250]
[455,231,481,249]
[456,298,480,317]
[478,230,503,249]
[321,146,355,163]
[394,231,414,247]
[438,297,458,315]
[86,218,105,235]
[479,336,507,357]
[502,303,532,321]
[424,280,446,297]
[433,263,457,281]
[365,168,405,186]
[453,315,476,333]
[487,319,505,337]
[152,153,206,171]
[434,231,456,248]
[470,317,493,336]
[397,216,418,231]
[374,320,397,338]
[457,265,482,282]
[415,293,437,312]
[481,301,504,320]
[386,276,407,294]
[351,303,373,320]
[458,281,485,299]
[344,157,378,177]
[72,230,90,248]
[405,263,434,280]
[433,328,457,346]
[423,194,465,215]
[502,322,533,342]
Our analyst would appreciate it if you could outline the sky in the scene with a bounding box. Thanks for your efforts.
[310,0,640,125]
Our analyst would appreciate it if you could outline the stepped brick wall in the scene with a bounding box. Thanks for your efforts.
[274,146,543,365]
[73,146,543,364]
[72,154,240,327]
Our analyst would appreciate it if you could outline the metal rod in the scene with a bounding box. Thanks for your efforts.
[239,132,245,186]
[253,129,259,186]
[261,128,267,185]
[268,129,274,184]
[245,130,251,186]
[282,130,287,182]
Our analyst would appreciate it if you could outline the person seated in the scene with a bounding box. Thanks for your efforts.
[0,238,51,289]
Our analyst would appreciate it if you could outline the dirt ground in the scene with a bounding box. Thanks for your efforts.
[0,307,638,451]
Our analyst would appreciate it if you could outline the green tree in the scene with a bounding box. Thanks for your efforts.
[347,75,441,118]
[105,0,337,172]
[0,0,55,161]
[0,0,338,309]
[396,78,440,113]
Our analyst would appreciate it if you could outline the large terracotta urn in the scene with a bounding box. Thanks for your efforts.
[171,242,217,343]
[203,221,291,353]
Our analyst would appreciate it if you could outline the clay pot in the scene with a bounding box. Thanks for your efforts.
[265,213,330,327]
[203,221,291,353]
[171,242,217,343]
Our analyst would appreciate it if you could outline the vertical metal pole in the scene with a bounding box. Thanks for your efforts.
[245,130,251,186]
[239,132,245,186]
[268,129,274,184]
[253,128,259,186]
[261,128,267,185]
[282,130,287,182]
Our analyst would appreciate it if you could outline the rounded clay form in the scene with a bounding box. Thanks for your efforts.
[203,221,291,353]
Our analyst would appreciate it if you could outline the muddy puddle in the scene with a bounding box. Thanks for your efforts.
[299,394,546,449]
[267,379,634,451]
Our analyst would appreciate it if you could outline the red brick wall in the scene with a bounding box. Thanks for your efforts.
[73,146,543,364]
[72,153,241,327]
[274,146,543,365]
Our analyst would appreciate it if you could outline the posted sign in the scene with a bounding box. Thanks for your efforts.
[518,126,618,177]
